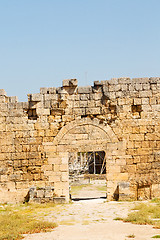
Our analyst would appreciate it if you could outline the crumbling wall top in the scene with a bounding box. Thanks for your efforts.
[1,77,160,105]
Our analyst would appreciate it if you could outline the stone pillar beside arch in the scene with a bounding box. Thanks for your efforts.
[42,143,70,202]
[42,118,132,202]
[106,141,130,200]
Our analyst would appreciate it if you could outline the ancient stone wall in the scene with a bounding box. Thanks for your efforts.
[0,77,160,203]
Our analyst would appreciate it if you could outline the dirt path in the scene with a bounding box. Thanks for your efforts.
[23,199,160,240]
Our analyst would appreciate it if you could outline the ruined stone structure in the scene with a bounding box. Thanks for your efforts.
[0,77,160,203]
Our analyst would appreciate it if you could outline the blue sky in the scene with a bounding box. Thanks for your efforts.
[0,0,160,101]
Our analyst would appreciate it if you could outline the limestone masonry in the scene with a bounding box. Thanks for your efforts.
[0,77,160,203]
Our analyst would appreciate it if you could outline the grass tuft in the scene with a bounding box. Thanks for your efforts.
[113,217,123,221]
[152,235,160,238]
[0,203,57,240]
[124,211,153,225]
[124,202,160,226]
[151,198,160,204]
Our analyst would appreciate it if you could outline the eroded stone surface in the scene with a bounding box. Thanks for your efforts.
[0,77,160,203]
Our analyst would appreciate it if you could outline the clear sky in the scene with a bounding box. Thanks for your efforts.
[0,0,160,101]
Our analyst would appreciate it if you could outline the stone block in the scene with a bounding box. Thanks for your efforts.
[36,108,50,116]
[60,164,68,171]
[149,77,160,83]
[73,108,85,115]
[95,100,101,107]
[118,98,125,105]
[132,77,149,84]
[49,175,61,182]
[88,100,95,108]
[109,92,116,99]
[123,105,131,112]
[62,115,74,122]
[94,93,102,100]
[135,84,142,91]
[47,156,61,164]
[125,97,133,105]
[102,85,109,93]
[53,197,66,204]
[61,172,68,182]
[63,79,78,87]
[44,100,51,108]
[9,96,18,103]
[0,89,7,96]
[115,84,121,91]
[0,123,6,131]
[30,93,43,102]
[48,87,57,94]
[108,85,116,91]
[118,77,131,84]
[121,84,128,91]
[152,184,160,198]
[53,164,60,172]
[150,97,157,105]
[42,164,53,171]
[139,90,152,98]
[116,91,124,98]
[142,83,150,90]
[151,83,157,90]
[108,78,118,85]
[61,156,68,164]
[44,93,57,101]
[129,134,144,141]
[37,189,45,198]
[142,105,152,112]
[80,94,89,101]
[1,175,8,181]
[134,98,141,105]
[94,81,103,86]
[40,87,48,94]
[0,96,6,103]
[45,190,53,198]
[152,105,160,111]
[116,173,128,181]
[86,107,101,115]
[137,148,152,155]
[78,86,92,94]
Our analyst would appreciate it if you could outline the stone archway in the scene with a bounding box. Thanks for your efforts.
[54,118,119,147]
[43,118,128,202]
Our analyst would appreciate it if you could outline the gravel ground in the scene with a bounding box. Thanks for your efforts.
[23,184,160,240]
[23,198,160,240]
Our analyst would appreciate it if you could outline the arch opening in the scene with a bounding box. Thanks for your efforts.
[53,118,121,202]
[69,150,107,201]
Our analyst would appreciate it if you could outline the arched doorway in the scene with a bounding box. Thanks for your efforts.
[68,150,106,200]
[52,118,120,201]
